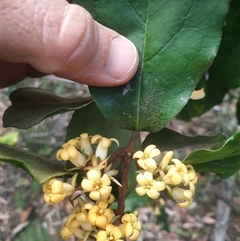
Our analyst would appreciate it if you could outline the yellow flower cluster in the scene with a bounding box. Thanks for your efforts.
[133,145,198,208]
[42,133,141,241]
[42,133,198,240]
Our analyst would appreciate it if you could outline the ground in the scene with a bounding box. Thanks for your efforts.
[0,77,239,241]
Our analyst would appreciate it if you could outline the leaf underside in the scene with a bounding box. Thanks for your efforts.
[0,144,69,183]
[3,88,92,129]
[143,128,226,151]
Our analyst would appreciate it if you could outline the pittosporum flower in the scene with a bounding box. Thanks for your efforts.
[170,183,195,208]
[91,134,119,160]
[158,151,174,171]
[72,203,93,229]
[97,224,123,241]
[119,213,141,240]
[81,169,112,201]
[56,145,87,168]
[133,145,160,172]
[77,133,93,156]
[100,193,115,204]
[186,165,198,184]
[42,178,74,205]
[88,201,114,229]
[61,222,88,240]
[162,158,189,185]
[136,171,165,199]
[60,202,93,239]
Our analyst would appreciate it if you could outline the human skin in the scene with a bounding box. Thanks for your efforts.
[0,0,139,88]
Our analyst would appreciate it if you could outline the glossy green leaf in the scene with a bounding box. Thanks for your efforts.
[183,132,240,178]
[143,128,226,151]
[3,88,92,129]
[75,0,228,132]
[0,144,69,183]
[178,0,240,120]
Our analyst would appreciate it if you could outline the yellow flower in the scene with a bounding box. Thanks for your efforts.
[77,133,93,156]
[101,193,115,204]
[171,185,194,208]
[136,171,165,199]
[91,134,119,160]
[71,204,93,231]
[60,223,87,240]
[42,178,74,205]
[88,201,114,229]
[120,213,141,240]
[60,203,93,239]
[97,224,123,241]
[186,165,198,184]
[56,144,87,168]
[81,169,112,201]
[133,145,160,172]
[158,151,174,171]
[162,158,189,185]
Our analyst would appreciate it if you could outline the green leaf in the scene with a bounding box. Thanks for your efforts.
[143,128,226,151]
[14,221,52,241]
[124,190,151,213]
[183,132,240,178]
[0,144,69,183]
[3,88,92,129]
[178,0,240,120]
[75,0,229,132]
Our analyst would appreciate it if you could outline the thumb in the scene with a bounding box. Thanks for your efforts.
[1,0,139,86]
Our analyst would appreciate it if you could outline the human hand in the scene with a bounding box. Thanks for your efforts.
[0,0,139,88]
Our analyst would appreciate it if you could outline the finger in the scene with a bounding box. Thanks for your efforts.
[1,0,139,87]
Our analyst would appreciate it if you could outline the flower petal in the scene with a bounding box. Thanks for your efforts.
[97,231,107,241]
[159,151,173,170]
[144,145,157,155]
[51,193,65,203]
[145,158,157,170]
[152,181,165,192]
[91,134,102,144]
[96,215,108,229]
[101,174,111,186]
[89,190,100,201]
[143,171,153,182]
[135,187,146,196]
[87,169,101,181]
[136,173,146,186]
[99,186,112,196]
[133,151,143,159]
[147,188,160,199]
[51,180,63,193]
[81,179,94,192]
[112,226,122,239]
[149,148,161,158]
[137,159,147,169]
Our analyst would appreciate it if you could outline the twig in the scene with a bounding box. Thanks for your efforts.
[116,132,139,215]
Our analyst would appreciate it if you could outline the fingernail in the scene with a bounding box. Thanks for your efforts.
[107,36,138,80]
